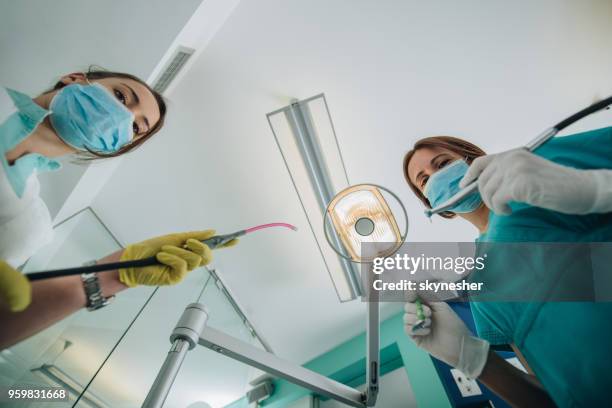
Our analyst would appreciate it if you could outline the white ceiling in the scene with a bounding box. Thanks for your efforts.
[92,0,612,368]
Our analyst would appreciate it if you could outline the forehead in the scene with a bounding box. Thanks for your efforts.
[407,146,443,175]
[407,146,460,184]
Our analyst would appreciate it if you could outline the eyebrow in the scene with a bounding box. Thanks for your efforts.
[430,153,447,167]
[122,82,139,104]
[122,82,150,132]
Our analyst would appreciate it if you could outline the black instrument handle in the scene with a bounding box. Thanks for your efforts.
[25,231,245,281]
[26,256,159,281]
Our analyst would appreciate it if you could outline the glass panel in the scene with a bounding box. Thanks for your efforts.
[0,208,155,408]
[78,267,262,408]
[2,208,265,408]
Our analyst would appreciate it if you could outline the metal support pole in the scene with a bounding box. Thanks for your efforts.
[142,303,209,408]
[142,339,190,408]
[365,265,380,406]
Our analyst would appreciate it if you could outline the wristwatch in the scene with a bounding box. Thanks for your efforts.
[81,262,115,311]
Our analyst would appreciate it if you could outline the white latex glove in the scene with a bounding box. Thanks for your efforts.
[460,148,612,215]
[403,302,489,379]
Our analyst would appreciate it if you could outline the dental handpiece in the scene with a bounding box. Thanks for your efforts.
[425,95,612,217]
[26,223,297,281]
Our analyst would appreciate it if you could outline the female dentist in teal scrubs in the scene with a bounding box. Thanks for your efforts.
[401,127,612,407]
[0,69,236,349]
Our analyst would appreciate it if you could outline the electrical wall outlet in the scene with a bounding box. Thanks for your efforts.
[450,368,483,397]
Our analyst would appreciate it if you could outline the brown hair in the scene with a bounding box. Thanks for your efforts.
[402,136,486,218]
[52,66,167,159]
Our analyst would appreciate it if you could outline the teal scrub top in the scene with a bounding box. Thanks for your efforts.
[472,126,612,408]
[0,87,61,197]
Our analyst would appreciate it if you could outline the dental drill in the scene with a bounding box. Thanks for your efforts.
[425,95,612,217]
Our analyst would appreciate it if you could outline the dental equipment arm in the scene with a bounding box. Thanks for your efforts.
[460,149,612,215]
[143,300,379,408]
[425,95,612,217]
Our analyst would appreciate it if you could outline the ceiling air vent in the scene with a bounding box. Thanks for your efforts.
[152,46,195,94]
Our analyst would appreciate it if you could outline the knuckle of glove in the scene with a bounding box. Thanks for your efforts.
[421,304,433,317]
[404,302,417,313]
[184,240,212,265]
[200,246,213,266]
[161,256,188,284]
[157,252,187,272]
[403,313,417,324]
[166,245,203,270]
[185,239,207,255]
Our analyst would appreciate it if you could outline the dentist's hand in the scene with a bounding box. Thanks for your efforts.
[0,260,31,312]
[404,301,489,378]
[461,149,612,215]
[119,230,236,287]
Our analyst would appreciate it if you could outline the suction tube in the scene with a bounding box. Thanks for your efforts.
[26,223,298,281]
[246,222,298,233]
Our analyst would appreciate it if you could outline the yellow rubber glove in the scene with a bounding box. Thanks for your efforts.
[118,230,237,287]
[0,260,32,312]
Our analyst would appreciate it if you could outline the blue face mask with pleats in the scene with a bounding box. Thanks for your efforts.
[424,159,483,213]
[50,83,133,153]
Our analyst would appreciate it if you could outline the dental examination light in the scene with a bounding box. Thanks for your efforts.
[143,96,407,408]
[427,94,612,217]
[26,223,296,281]
[325,184,408,263]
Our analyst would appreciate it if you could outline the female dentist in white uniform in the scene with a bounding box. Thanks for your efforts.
[0,70,236,348]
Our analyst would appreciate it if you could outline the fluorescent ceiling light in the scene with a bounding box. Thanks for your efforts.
[267,94,361,302]
[31,363,109,408]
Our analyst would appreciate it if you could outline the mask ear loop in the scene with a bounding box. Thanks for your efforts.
[83,72,92,86]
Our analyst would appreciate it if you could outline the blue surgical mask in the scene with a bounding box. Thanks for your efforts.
[50,83,134,153]
[424,159,482,213]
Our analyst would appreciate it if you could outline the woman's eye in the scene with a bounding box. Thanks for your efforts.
[133,122,140,135]
[114,89,127,105]
[437,159,450,169]
[421,176,429,188]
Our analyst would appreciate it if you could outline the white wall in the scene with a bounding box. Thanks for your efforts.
[0,0,203,217]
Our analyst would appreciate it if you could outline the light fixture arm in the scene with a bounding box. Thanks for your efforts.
[142,301,379,408]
